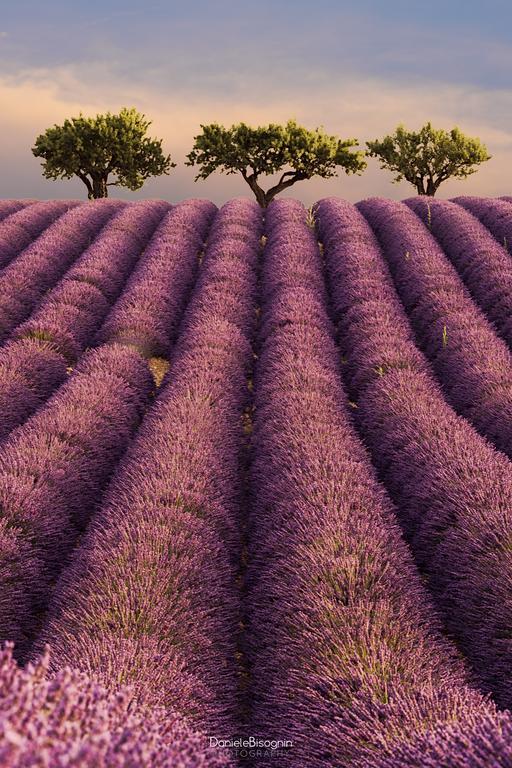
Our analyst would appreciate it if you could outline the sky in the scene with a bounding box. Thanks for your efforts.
[0,0,511,204]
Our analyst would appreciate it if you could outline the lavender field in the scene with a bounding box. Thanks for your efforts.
[1,195,512,766]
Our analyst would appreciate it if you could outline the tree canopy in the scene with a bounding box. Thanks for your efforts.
[185,119,367,207]
[366,122,491,196]
[32,107,175,199]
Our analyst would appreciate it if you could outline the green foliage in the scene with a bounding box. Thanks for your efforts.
[186,119,366,207]
[366,122,491,196]
[32,107,175,199]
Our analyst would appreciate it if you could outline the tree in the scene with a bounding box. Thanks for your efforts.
[185,119,366,207]
[32,107,175,199]
[366,122,491,196]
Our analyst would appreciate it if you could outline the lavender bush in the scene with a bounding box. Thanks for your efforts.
[96,199,217,357]
[314,196,512,710]
[0,338,67,442]
[0,200,123,343]
[245,198,493,767]
[406,197,512,349]
[0,643,232,767]
[358,197,512,457]
[37,199,262,740]
[0,202,169,443]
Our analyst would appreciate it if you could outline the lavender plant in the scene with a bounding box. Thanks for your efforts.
[0,199,123,343]
[245,198,493,767]
[358,197,512,458]
[0,643,233,767]
[314,197,512,710]
[406,197,512,349]
[37,199,262,741]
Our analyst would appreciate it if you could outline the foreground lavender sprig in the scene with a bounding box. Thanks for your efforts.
[0,643,232,767]
[0,343,153,657]
[406,197,512,349]
[0,199,123,343]
[315,196,512,710]
[358,197,512,457]
[245,198,492,767]
[38,199,262,737]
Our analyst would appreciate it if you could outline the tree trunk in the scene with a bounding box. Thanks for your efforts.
[244,177,267,208]
[425,178,436,196]
[242,170,305,208]
[92,177,109,199]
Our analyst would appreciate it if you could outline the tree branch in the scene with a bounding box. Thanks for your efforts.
[276,169,298,186]
[265,173,305,205]
[241,171,266,207]
[76,172,93,196]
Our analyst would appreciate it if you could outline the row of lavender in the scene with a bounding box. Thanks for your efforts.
[356,198,512,458]
[0,195,512,764]
[37,198,258,732]
[244,198,512,767]
[16,198,260,766]
[0,199,238,765]
[314,197,512,712]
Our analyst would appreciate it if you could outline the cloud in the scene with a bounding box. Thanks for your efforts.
[1,1,511,100]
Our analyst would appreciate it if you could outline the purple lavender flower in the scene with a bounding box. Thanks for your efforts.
[0,643,234,767]
[245,198,493,767]
[315,196,512,710]
[38,200,262,742]
[357,197,512,457]
[406,197,512,348]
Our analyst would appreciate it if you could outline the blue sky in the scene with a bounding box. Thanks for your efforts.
[0,0,511,203]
